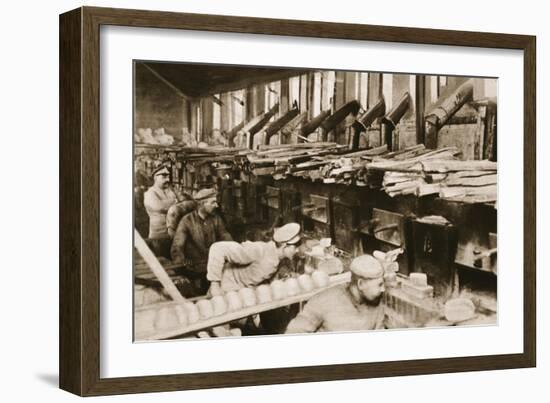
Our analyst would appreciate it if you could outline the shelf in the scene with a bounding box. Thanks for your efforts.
[136,272,351,341]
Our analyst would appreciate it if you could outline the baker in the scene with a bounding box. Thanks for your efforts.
[143,164,178,258]
[206,223,301,296]
[285,254,386,333]
[170,188,232,293]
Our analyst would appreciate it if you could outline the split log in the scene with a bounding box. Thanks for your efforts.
[420,160,497,173]
[256,142,338,153]
[344,144,388,158]
[439,184,496,198]
[445,174,497,187]
[416,183,441,196]
[368,148,459,171]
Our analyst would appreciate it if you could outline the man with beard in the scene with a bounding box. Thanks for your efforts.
[143,164,178,258]
[170,188,232,294]
[285,254,386,333]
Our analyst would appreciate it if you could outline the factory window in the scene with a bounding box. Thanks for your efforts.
[289,76,300,108]
[312,72,322,118]
[429,76,439,103]
[439,76,447,94]
[382,73,393,110]
[196,104,202,141]
[232,89,245,126]
[321,71,335,111]
[266,81,281,110]
[213,94,221,130]
[299,74,308,113]
[359,72,369,109]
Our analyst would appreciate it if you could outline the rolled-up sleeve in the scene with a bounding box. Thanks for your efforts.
[206,241,254,282]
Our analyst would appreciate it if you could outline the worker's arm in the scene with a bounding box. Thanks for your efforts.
[167,201,197,238]
[206,241,255,283]
[170,219,188,263]
[144,189,175,213]
[285,298,323,334]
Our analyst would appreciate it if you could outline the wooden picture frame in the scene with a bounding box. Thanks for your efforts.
[59,6,536,396]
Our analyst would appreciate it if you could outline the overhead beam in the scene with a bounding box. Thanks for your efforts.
[142,63,190,100]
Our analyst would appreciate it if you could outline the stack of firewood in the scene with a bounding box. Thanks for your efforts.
[136,142,496,205]
[380,154,497,203]
[241,142,347,178]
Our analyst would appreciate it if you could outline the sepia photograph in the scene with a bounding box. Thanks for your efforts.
[132,61,498,342]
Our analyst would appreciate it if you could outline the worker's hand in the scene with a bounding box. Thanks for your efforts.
[209,281,223,297]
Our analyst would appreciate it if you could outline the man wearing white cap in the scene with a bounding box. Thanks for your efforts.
[207,223,301,296]
[170,187,232,293]
[143,164,178,257]
[285,254,386,333]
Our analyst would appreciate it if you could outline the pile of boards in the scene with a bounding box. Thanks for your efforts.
[240,142,348,178]
[137,142,497,206]
[243,143,497,205]
[378,147,497,204]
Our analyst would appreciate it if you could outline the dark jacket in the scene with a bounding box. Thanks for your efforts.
[170,210,232,273]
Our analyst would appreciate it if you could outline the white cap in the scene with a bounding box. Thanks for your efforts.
[349,255,384,279]
[273,223,301,244]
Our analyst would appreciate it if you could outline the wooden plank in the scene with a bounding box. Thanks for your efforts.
[474,105,487,160]
[484,105,497,161]
[439,184,496,198]
[421,160,497,173]
[141,63,188,99]
[60,8,83,395]
[136,272,351,340]
[381,144,425,159]
[445,174,496,187]
[417,183,441,196]
[384,180,422,193]
[343,144,388,158]
[442,194,497,204]
[134,229,186,303]
[446,170,497,179]
[383,172,423,186]
[257,142,338,151]
[368,147,459,171]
